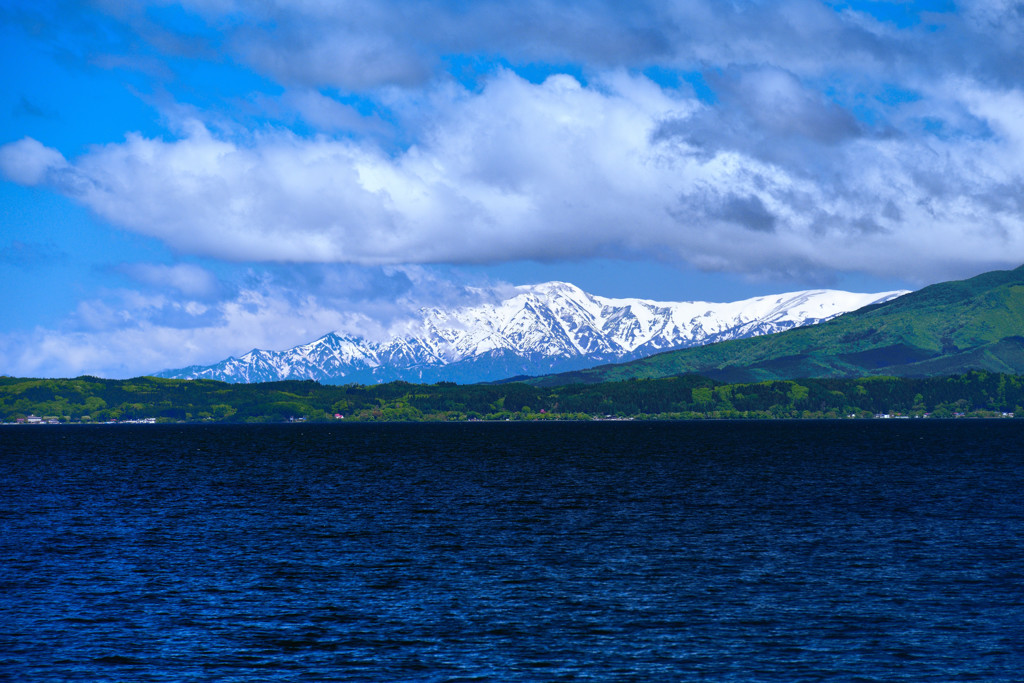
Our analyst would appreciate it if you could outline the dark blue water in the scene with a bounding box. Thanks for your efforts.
[2,421,1023,681]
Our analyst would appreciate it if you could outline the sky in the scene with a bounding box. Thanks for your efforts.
[2,0,1024,378]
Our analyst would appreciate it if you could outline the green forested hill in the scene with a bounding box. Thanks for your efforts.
[526,265,1024,386]
[2,372,1024,422]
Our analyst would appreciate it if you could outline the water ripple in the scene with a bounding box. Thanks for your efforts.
[2,421,1023,681]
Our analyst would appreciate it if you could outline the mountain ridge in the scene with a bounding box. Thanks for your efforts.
[520,265,1024,386]
[155,281,907,384]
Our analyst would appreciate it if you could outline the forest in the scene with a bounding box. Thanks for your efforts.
[2,371,1023,423]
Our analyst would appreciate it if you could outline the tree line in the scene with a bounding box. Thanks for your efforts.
[2,371,1024,423]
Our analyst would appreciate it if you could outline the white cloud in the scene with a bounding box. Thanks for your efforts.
[0,137,67,185]
[0,264,514,378]
[121,263,220,297]
[150,0,906,89]
[0,71,693,264]
[958,84,1024,153]
[280,90,388,134]
[3,68,1023,283]
[0,285,375,378]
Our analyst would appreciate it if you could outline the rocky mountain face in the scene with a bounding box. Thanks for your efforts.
[155,281,907,384]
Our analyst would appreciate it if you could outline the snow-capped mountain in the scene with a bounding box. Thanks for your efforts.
[156,282,908,384]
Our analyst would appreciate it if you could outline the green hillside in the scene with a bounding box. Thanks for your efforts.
[527,265,1024,386]
[2,372,1024,422]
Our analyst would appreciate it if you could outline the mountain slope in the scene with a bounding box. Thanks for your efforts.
[156,281,905,384]
[525,266,1024,386]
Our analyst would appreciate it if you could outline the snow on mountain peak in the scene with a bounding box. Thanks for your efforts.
[157,282,910,384]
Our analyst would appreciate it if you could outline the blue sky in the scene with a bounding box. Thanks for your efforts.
[2,0,1023,378]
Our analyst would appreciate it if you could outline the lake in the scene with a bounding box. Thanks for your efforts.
[2,421,1022,681]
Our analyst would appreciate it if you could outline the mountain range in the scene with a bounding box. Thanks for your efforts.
[155,281,906,384]
[528,265,1024,386]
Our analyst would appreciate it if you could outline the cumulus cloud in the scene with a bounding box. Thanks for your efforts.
[0,137,67,185]
[0,72,691,264]
[4,1,1024,287]
[3,67,1024,282]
